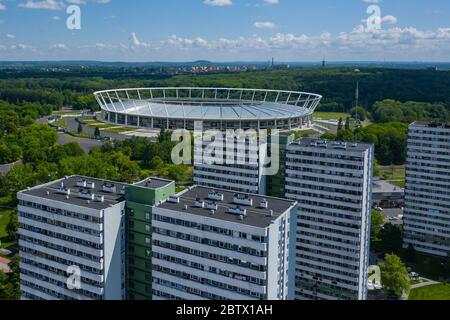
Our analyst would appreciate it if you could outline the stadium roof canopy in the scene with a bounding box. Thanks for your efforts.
[94,87,322,121]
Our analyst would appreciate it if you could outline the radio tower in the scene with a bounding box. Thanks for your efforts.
[355,80,360,125]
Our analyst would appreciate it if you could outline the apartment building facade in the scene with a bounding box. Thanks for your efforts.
[151,186,297,300]
[17,176,127,300]
[285,138,374,300]
[193,126,268,195]
[403,122,450,257]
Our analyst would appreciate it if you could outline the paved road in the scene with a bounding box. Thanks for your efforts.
[65,117,129,142]
[0,161,21,175]
[411,279,440,289]
[58,133,103,154]
[382,208,404,225]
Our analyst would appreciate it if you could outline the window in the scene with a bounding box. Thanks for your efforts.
[145,237,151,245]
[145,225,151,232]
[145,213,151,220]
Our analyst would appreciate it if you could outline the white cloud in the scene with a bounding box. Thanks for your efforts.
[2,25,450,61]
[66,0,85,4]
[6,34,15,39]
[254,21,277,29]
[52,15,61,20]
[129,32,149,48]
[203,0,232,7]
[382,15,398,25]
[50,43,67,49]
[362,0,381,3]
[11,44,32,50]
[0,3,6,11]
[18,0,65,10]
[263,0,279,4]
[96,0,111,4]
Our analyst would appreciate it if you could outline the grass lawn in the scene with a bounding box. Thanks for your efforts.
[103,127,138,133]
[63,134,92,141]
[314,112,349,120]
[53,119,68,129]
[389,180,406,188]
[53,110,78,115]
[293,129,319,139]
[409,284,450,300]
[408,253,450,280]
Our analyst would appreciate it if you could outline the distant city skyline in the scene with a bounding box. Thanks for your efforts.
[0,0,449,62]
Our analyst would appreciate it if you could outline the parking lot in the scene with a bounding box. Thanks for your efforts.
[381,208,404,225]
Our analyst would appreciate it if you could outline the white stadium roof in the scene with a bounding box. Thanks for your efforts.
[94,87,322,121]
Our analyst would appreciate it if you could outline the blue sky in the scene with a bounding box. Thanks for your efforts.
[0,0,449,61]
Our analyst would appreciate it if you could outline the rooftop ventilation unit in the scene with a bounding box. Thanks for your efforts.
[206,202,218,211]
[78,190,95,200]
[259,199,268,209]
[233,194,253,206]
[168,196,180,204]
[145,179,153,186]
[228,206,247,216]
[56,187,71,196]
[267,210,274,217]
[102,183,116,193]
[208,191,224,201]
[316,140,328,148]
[333,142,347,150]
[76,180,87,188]
[195,198,205,208]
[118,186,126,195]
[95,195,105,203]
[86,181,95,189]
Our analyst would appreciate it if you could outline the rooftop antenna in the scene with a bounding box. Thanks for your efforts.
[322,56,326,68]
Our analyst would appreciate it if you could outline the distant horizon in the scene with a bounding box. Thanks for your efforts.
[0,59,449,65]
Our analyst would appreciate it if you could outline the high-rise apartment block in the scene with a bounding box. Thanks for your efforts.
[18,176,128,300]
[151,186,297,300]
[285,138,374,300]
[403,122,450,257]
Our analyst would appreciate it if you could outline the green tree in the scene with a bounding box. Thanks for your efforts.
[149,156,164,170]
[320,132,337,140]
[94,126,101,138]
[345,117,351,130]
[6,209,19,241]
[337,117,343,131]
[0,255,20,300]
[371,210,385,244]
[379,254,410,297]
[349,106,367,121]
[379,224,403,255]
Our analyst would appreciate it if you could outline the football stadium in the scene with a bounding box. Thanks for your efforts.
[94,87,322,131]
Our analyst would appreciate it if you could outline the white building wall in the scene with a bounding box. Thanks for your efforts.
[151,206,293,300]
[103,202,126,300]
[285,140,373,300]
[17,187,125,300]
[403,123,450,257]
